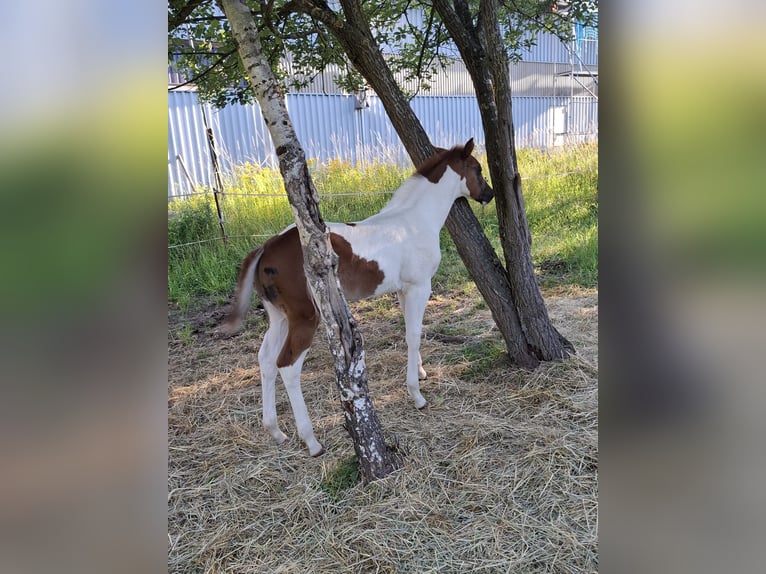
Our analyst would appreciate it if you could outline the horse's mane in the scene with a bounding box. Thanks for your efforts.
[371,145,464,218]
[415,145,464,184]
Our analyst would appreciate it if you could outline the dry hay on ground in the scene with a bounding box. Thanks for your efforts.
[168,287,598,573]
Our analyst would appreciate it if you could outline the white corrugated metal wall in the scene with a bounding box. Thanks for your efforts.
[168,91,597,198]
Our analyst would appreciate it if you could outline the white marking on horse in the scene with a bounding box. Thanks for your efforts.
[222,139,493,456]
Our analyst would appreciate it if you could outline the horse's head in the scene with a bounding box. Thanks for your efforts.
[419,139,494,205]
[448,138,494,205]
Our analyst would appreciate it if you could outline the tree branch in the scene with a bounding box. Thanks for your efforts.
[182,16,227,22]
[279,0,344,33]
[432,0,482,61]
[502,0,578,46]
[168,0,209,32]
[168,49,237,90]
[414,5,436,80]
[170,50,228,56]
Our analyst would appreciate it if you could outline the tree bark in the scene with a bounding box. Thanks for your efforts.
[286,0,540,368]
[433,0,574,360]
[220,0,399,481]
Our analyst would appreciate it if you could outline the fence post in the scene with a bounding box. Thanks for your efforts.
[201,106,228,246]
[176,154,198,195]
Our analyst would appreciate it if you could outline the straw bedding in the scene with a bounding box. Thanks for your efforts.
[168,287,598,573]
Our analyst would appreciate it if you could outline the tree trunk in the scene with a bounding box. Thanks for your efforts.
[289,0,540,368]
[220,0,399,481]
[478,0,574,358]
[433,0,574,360]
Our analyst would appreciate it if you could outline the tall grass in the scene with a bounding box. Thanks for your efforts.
[168,143,597,306]
[522,144,598,286]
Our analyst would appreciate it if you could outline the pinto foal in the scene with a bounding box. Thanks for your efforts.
[222,139,494,456]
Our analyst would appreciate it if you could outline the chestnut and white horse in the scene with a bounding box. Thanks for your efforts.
[222,139,493,456]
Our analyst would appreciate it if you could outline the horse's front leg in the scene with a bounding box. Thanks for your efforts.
[399,290,427,380]
[400,285,431,409]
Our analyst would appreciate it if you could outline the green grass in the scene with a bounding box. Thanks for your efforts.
[458,340,509,381]
[521,148,598,287]
[168,143,597,306]
[320,456,360,500]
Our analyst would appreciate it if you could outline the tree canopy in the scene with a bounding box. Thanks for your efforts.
[168,0,597,107]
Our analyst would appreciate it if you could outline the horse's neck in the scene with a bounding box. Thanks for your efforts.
[372,171,461,234]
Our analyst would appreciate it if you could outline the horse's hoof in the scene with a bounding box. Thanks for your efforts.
[215,318,243,338]
[272,431,288,445]
[310,445,326,457]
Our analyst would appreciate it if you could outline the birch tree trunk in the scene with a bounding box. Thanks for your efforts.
[219,0,399,481]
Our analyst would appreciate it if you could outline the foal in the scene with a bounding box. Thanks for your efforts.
[222,139,494,456]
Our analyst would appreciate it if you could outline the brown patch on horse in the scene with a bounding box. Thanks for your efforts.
[416,149,451,184]
[256,227,385,304]
[253,229,319,367]
[277,314,320,368]
[254,230,303,305]
[253,227,385,366]
[330,233,385,301]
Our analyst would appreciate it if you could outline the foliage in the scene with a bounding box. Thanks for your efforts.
[168,0,598,107]
[169,3,247,107]
[168,195,217,248]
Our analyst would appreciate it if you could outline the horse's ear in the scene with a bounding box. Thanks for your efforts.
[462,138,475,157]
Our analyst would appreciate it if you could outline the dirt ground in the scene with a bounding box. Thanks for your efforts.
[168,286,598,573]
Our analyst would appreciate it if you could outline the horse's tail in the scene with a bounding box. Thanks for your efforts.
[219,245,264,335]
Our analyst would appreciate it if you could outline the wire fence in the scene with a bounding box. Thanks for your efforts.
[171,189,399,200]
[168,167,596,251]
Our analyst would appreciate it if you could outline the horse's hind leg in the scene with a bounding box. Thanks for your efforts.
[277,318,324,457]
[259,302,289,445]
